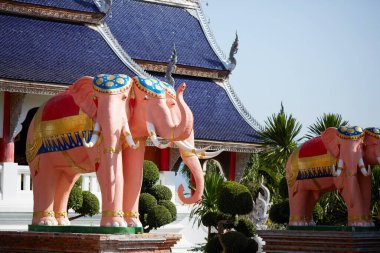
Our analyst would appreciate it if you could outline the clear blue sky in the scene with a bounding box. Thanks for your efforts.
[201,0,380,136]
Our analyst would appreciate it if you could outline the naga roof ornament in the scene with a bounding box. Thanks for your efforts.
[337,126,364,140]
[365,127,380,139]
[165,44,177,87]
[93,74,132,94]
[227,32,238,71]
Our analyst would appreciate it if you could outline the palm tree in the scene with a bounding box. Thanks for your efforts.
[305,113,348,139]
[258,104,302,175]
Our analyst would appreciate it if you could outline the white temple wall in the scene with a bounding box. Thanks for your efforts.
[235,152,252,182]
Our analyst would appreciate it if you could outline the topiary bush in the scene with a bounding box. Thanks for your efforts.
[205,233,223,253]
[146,205,172,231]
[217,181,253,215]
[139,192,157,215]
[149,184,172,201]
[68,185,83,212]
[235,217,256,238]
[142,160,160,192]
[243,238,259,253]
[78,191,99,217]
[158,200,177,221]
[269,200,290,224]
[201,211,218,228]
[278,176,289,199]
[220,231,248,253]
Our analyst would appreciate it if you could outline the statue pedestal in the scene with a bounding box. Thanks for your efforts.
[0,231,181,252]
[258,227,380,252]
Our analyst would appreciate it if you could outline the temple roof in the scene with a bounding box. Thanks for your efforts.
[0,0,261,151]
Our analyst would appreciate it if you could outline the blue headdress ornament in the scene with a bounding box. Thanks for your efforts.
[338,126,364,140]
[93,74,132,94]
[364,127,380,139]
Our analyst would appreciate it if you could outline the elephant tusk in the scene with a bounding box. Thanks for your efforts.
[123,124,139,149]
[146,122,171,149]
[332,165,342,177]
[361,167,370,177]
[174,141,210,154]
[197,150,224,159]
[83,122,100,148]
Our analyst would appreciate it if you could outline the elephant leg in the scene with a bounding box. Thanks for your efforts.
[31,158,59,226]
[304,191,320,225]
[96,153,126,227]
[53,171,80,225]
[289,190,310,226]
[340,180,366,226]
[358,174,374,226]
[122,141,146,227]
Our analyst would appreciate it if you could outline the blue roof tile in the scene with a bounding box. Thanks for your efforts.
[0,14,134,84]
[151,73,259,143]
[105,0,226,71]
[14,0,99,13]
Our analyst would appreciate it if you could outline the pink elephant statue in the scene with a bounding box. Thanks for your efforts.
[286,126,373,226]
[358,127,380,226]
[121,76,222,226]
[27,74,221,227]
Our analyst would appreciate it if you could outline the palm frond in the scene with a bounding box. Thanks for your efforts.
[305,113,348,139]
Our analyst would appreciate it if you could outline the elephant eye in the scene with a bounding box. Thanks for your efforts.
[122,95,127,101]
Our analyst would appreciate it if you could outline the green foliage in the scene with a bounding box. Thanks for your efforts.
[78,191,99,217]
[142,160,160,192]
[220,231,248,253]
[190,171,225,227]
[269,200,290,224]
[146,205,172,230]
[149,184,172,201]
[217,181,253,215]
[243,238,259,253]
[68,185,83,212]
[278,177,289,199]
[372,165,380,226]
[235,217,256,238]
[305,113,348,139]
[75,176,83,188]
[139,192,157,215]
[313,191,347,225]
[258,106,302,174]
[205,234,223,253]
[201,211,218,228]
[158,200,177,221]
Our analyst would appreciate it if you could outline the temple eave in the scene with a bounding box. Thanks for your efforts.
[0,78,68,96]
[136,60,229,80]
[0,1,104,25]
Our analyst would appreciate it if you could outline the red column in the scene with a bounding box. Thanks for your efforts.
[159,148,170,171]
[229,152,236,181]
[0,92,14,162]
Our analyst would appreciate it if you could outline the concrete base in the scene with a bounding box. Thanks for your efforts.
[257,229,380,252]
[0,231,181,253]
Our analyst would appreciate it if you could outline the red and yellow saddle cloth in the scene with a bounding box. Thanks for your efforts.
[26,91,93,163]
[287,137,337,188]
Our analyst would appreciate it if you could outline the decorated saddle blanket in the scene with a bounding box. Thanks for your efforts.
[29,91,94,160]
[287,137,337,187]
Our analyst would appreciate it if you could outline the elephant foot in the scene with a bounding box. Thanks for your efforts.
[55,211,70,226]
[32,211,58,226]
[308,220,316,226]
[349,220,375,227]
[125,217,142,227]
[101,210,127,227]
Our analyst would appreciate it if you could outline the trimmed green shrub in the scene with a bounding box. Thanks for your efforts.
[139,193,157,215]
[142,160,160,192]
[269,200,290,224]
[78,191,99,217]
[201,211,218,228]
[146,205,172,229]
[149,184,172,201]
[278,177,289,199]
[205,233,223,253]
[220,231,248,253]
[74,176,83,188]
[217,181,253,215]
[158,200,177,221]
[68,185,83,212]
[235,217,256,238]
[243,238,259,253]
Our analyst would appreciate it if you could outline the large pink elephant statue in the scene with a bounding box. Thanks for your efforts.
[27,74,139,227]
[27,74,220,227]
[120,76,222,226]
[286,126,372,226]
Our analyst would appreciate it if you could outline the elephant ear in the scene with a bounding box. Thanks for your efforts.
[321,127,339,158]
[68,76,96,119]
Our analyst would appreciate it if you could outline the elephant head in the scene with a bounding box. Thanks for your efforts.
[321,126,366,206]
[129,76,222,204]
[364,127,380,167]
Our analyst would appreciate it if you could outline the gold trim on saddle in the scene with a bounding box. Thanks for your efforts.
[102,210,124,217]
[33,211,55,218]
[124,211,139,218]
[55,211,68,218]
